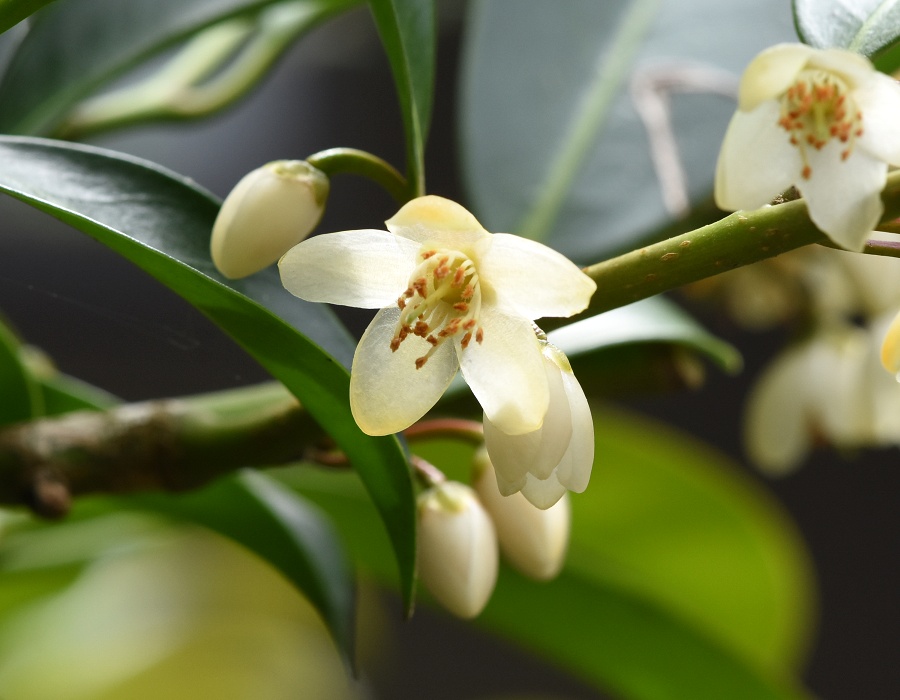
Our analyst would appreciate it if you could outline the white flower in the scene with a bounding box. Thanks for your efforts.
[746,316,900,474]
[715,43,900,251]
[482,341,593,509]
[211,160,329,279]
[473,449,570,580]
[279,196,596,436]
[417,481,498,618]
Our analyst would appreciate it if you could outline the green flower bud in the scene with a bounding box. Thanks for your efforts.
[211,160,329,279]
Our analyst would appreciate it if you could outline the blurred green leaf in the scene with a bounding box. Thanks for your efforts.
[0,0,361,135]
[793,0,900,71]
[0,0,55,36]
[0,135,417,611]
[286,403,816,699]
[0,315,42,425]
[548,296,742,374]
[460,0,795,262]
[367,0,435,195]
[133,470,356,665]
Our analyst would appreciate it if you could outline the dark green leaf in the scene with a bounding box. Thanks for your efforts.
[794,0,900,70]
[548,296,742,373]
[0,0,360,135]
[0,135,417,611]
[460,0,795,262]
[0,0,55,36]
[367,0,435,195]
[133,470,356,664]
[0,315,42,425]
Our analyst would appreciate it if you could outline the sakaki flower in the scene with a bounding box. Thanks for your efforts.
[482,341,593,509]
[417,481,498,618]
[279,196,596,436]
[211,160,329,279]
[715,43,900,251]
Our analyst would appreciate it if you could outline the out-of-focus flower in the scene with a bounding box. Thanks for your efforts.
[473,449,571,580]
[880,309,900,379]
[482,340,593,509]
[211,160,329,279]
[416,481,498,619]
[745,316,900,474]
[279,195,595,436]
[715,43,900,250]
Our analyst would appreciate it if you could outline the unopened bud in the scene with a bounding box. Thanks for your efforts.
[473,448,570,581]
[417,481,498,618]
[211,160,329,279]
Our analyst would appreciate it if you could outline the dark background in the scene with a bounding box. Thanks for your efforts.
[0,5,896,699]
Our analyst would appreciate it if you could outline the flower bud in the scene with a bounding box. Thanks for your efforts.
[417,481,498,618]
[473,448,570,581]
[211,160,329,279]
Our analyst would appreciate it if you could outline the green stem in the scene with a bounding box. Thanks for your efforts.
[543,169,900,328]
[516,0,661,241]
[307,147,410,204]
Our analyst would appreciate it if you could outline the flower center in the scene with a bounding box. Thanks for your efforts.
[778,69,864,179]
[391,247,484,369]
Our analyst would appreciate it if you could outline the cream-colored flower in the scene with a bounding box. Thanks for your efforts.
[473,449,570,580]
[417,481,498,619]
[746,315,900,474]
[211,160,329,279]
[482,341,593,509]
[279,196,596,436]
[715,43,900,250]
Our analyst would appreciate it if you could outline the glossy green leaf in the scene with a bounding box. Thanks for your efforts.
[460,0,795,262]
[285,403,815,699]
[548,296,742,373]
[794,0,900,71]
[133,470,356,663]
[0,135,417,611]
[0,0,361,135]
[367,0,435,195]
[0,0,55,36]
[0,316,42,425]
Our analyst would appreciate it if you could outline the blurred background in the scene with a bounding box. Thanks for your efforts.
[0,2,897,698]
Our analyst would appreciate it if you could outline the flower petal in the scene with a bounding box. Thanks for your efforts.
[738,43,813,111]
[880,309,900,376]
[457,303,548,435]
[478,234,596,319]
[807,47,875,87]
[482,352,573,482]
[799,140,886,251]
[350,307,459,435]
[744,344,811,474]
[855,72,900,166]
[279,230,420,308]
[520,472,568,510]
[715,103,801,212]
[552,368,594,493]
[386,195,489,248]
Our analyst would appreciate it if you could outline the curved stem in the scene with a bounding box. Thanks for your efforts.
[306,147,411,204]
[404,418,484,445]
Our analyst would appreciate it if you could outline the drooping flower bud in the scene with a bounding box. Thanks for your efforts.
[416,481,498,618]
[211,160,329,279]
[473,448,570,581]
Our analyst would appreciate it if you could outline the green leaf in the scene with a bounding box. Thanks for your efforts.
[285,404,816,698]
[793,0,900,70]
[0,316,42,425]
[367,0,435,195]
[132,470,356,664]
[0,135,417,612]
[548,297,742,374]
[0,0,55,36]
[460,0,795,262]
[0,0,361,135]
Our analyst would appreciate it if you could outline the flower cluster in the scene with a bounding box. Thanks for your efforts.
[416,449,572,618]
[279,195,596,507]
